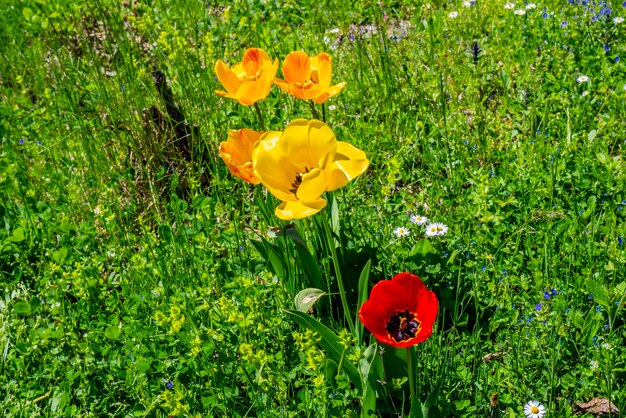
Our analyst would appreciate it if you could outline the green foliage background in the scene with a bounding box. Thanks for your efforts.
[1,0,625,416]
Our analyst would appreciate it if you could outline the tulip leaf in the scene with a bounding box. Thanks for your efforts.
[294,288,326,313]
[285,310,362,392]
[355,260,372,343]
[251,238,286,281]
[359,343,383,418]
[293,241,323,290]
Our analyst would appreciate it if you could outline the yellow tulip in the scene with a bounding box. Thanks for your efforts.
[252,119,368,220]
[219,128,263,184]
[274,51,346,104]
[215,48,278,106]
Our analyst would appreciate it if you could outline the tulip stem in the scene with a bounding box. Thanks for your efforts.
[308,100,321,120]
[321,103,326,122]
[406,347,416,400]
[321,209,354,334]
[253,103,266,131]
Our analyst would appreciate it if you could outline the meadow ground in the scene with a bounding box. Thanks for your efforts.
[1,0,626,416]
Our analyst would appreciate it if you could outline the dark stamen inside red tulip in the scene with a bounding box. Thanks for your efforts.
[385,310,420,342]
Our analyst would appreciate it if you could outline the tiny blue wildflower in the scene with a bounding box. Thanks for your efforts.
[551,288,558,296]
[603,323,609,329]
[542,12,548,18]
[19,139,25,145]
[526,316,533,323]
[544,292,551,300]
[166,381,174,390]
[618,237,623,245]
[604,44,611,52]
[596,306,601,312]
[535,303,542,311]
[588,294,594,299]
[482,265,487,272]
[614,56,620,62]
[502,269,508,276]
[561,20,568,27]
[444,252,449,257]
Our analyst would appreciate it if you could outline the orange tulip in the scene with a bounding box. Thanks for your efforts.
[219,128,263,184]
[274,51,346,104]
[215,48,278,106]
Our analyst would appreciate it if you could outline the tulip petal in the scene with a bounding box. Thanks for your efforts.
[275,198,327,220]
[296,168,327,201]
[326,141,369,190]
[312,53,333,88]
[282,51,312,84]
[253,132,300,202]
[242,48,269,75]
[215,60,241,95]
[282,119,337,170]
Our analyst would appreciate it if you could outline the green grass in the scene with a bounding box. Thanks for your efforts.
[1,0,626,416]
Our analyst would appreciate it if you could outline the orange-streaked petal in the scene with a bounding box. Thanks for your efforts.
[242,48,270,76]
[215,60,242,95]
[282,51,312,84]
[275,198,327,220]
[326,141,369,190]
[312,53,333,88]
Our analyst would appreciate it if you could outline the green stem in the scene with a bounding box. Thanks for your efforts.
[406,347,416,400]
[321,102,326,122]
[254,102,266,131]
[308,100,321,120]
[320,208,354,334]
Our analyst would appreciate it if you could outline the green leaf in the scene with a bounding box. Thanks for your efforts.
[294,288,326,313]
[7,227,26,243]
[13,301,31,316]
[22,7,33,21]
[409,239,436,257]
[360,343,383,418]
[294,241,323,289]
[285,310,362,392]
[104,325,121,340]
[251,238,286,280]
[355,260,372,343]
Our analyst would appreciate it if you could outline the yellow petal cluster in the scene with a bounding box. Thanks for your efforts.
[274,51,346,104]
[252,119,368,220]
[215,48,278,106]
[218,128,263,184]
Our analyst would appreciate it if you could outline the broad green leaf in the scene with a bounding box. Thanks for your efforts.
[294,241,323,289]
[13,301,31,316]
[294,288,326,313]
[355,260,372,343]
[7,227,26,243]
[360,343,383,418]
[286,310,362,392]
[251,238,286,280]
[104,325,121,340]
[409,239,436,257]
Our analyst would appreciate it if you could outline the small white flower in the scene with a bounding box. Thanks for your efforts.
[514,9,526,15]
[328,105,336,111]
[425,224,439,237]
[434,222,448,236]
[448,11,459,18]
[462,1,472,7]
[410,214,428,225]
[614,17,624,23]
[524,400,546,418]
[504,2,515,9]
[526,3,536,9]
[601,342,612,349]
[590,360,599,370]
[582,90,589,97]
[393,226,410,237]
[577,75,590,83]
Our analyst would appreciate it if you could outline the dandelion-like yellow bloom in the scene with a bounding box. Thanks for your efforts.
[253,119,368,220]
[219,128,263,184]
[215,48,278,106]
[274,51,345,104]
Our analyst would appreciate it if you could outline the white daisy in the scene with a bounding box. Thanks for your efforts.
[526,3,536,9]
[504,2,515,9]
[328,105,336,111]
[448,11,459,18]
[514,9,526,15]
[393,226,410,237]
[577,75,590,83]
[524,400,546,418]
[590,360,599,370]
[433,222,448,236]
[410,214,428,225]
[614,17,624,23]
[462,1,472,7]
